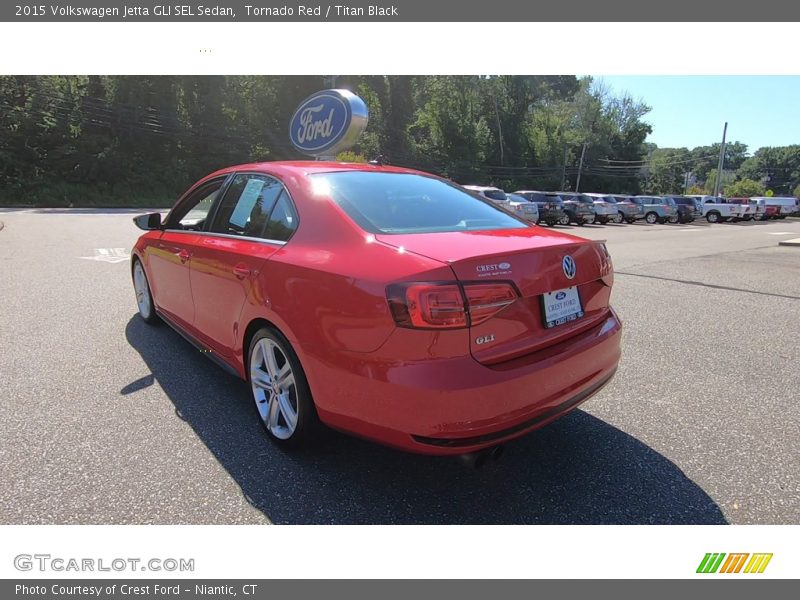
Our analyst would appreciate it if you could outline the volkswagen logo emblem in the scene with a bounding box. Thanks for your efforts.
[562,255,576,279]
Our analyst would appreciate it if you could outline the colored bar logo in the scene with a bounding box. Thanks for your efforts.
[697,553,773,574]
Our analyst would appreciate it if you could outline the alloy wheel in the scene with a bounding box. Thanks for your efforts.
[250,338,299,440]
[133,261,152,319]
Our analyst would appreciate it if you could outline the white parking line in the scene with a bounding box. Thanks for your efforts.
[79,248,131,263]
[766,232,796,235]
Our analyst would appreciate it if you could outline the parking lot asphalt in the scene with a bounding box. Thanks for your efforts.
[1,209,798,524]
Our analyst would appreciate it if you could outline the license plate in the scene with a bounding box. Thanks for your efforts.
[542,286,584,328]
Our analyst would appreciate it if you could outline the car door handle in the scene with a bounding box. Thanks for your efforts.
[233,264,251,279]
[178,249,191,263]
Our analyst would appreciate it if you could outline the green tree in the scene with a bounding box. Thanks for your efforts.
[737,145,800,196]
[723,178,765,197]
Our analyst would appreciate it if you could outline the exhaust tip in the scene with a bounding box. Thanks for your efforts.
[459,445,505,469]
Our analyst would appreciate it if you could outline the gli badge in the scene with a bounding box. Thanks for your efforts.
[475,334,495,345]
[562,255,576,280]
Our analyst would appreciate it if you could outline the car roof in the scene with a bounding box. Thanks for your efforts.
[462,185,503,192]
[204,160,428,181]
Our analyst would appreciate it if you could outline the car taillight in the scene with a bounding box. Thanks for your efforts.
[464,282,518,326]
[387,282,518,329]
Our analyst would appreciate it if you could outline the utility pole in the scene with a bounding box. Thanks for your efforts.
[575,142,588,193]
[492,93,504,166]
[561,145,568,190]
[713,122,728,197]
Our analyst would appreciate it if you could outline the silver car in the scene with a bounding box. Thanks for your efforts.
[505,193,540,223]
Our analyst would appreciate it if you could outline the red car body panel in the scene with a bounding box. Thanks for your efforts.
[133,161,622,455]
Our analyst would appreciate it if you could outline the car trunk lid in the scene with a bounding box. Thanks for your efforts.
[376,228,614,364]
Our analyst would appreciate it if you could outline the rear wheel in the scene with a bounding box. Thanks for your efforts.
[613,212,624,224]
[248,327,319,447]
[558,214,570,226]
[645,212,658,224]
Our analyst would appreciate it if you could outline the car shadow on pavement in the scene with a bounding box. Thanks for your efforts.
[125,315,727,525]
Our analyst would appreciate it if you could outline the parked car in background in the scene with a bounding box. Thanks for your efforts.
[727,197,760,221]
[695,196,739,223]
[668,196,699,223]
[506,192,540,224]
[463,185,512,210]
[513,190,567,227]
[756,196,799,219]
[558,192,597,226]
[131,161,622,454]
[631,196,678,224]
[584,193,623,224]
[609,195,644,223]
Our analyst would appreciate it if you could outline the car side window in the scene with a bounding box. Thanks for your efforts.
[166,180,225,231]
[209,174,285,238]
[263,192,299,242]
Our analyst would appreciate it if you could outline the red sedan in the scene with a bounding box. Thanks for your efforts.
[131,162,621,455]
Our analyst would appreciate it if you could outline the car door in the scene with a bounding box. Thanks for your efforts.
[189,173,298,361]
[146,178,225,331]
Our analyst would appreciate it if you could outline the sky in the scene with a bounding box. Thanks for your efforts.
[595,76,800,153]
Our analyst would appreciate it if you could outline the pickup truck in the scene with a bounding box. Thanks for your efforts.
[727,197,762,221]
[685,195,739,223]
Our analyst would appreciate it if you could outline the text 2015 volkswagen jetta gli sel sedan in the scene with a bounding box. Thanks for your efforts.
[131,161,621,455]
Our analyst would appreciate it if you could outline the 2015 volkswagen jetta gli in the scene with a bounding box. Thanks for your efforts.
[131,161,621,455]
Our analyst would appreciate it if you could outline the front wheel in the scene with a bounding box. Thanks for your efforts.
[558,214,570,226]
[132,259,159,325]
[706,211,720,223]
[248,327,320,447]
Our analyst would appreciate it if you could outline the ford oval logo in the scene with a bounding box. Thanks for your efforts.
[555,291,566,300]
[498,262,511,270]
[562,255,576,279]
[289,89,369,156]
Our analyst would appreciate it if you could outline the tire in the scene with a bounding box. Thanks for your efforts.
[248,327,320,447]
[645,212,658,224]
[132,258,160,325]
[625,218,635,224]
[558,214,570,226]
[706,211,720,223]
[613,212,624,224]
[743,215,753,221]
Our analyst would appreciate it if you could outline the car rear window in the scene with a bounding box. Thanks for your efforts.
[482,189,508,201]
[314,172,528,234]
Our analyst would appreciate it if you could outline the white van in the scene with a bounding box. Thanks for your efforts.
[753,196,799,219]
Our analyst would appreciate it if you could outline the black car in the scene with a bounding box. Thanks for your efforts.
[668,196,699,223]
[513,190,566,227]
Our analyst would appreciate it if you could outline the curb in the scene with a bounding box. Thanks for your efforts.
[778,238,800,247]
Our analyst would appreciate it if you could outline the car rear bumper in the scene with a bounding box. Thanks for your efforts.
[538,208,565,221]
[307,309,623,455]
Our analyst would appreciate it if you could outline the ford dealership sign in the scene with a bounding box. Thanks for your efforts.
[289,89,369,156]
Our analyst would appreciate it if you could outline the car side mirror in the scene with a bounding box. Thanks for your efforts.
[133,212,163,231]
